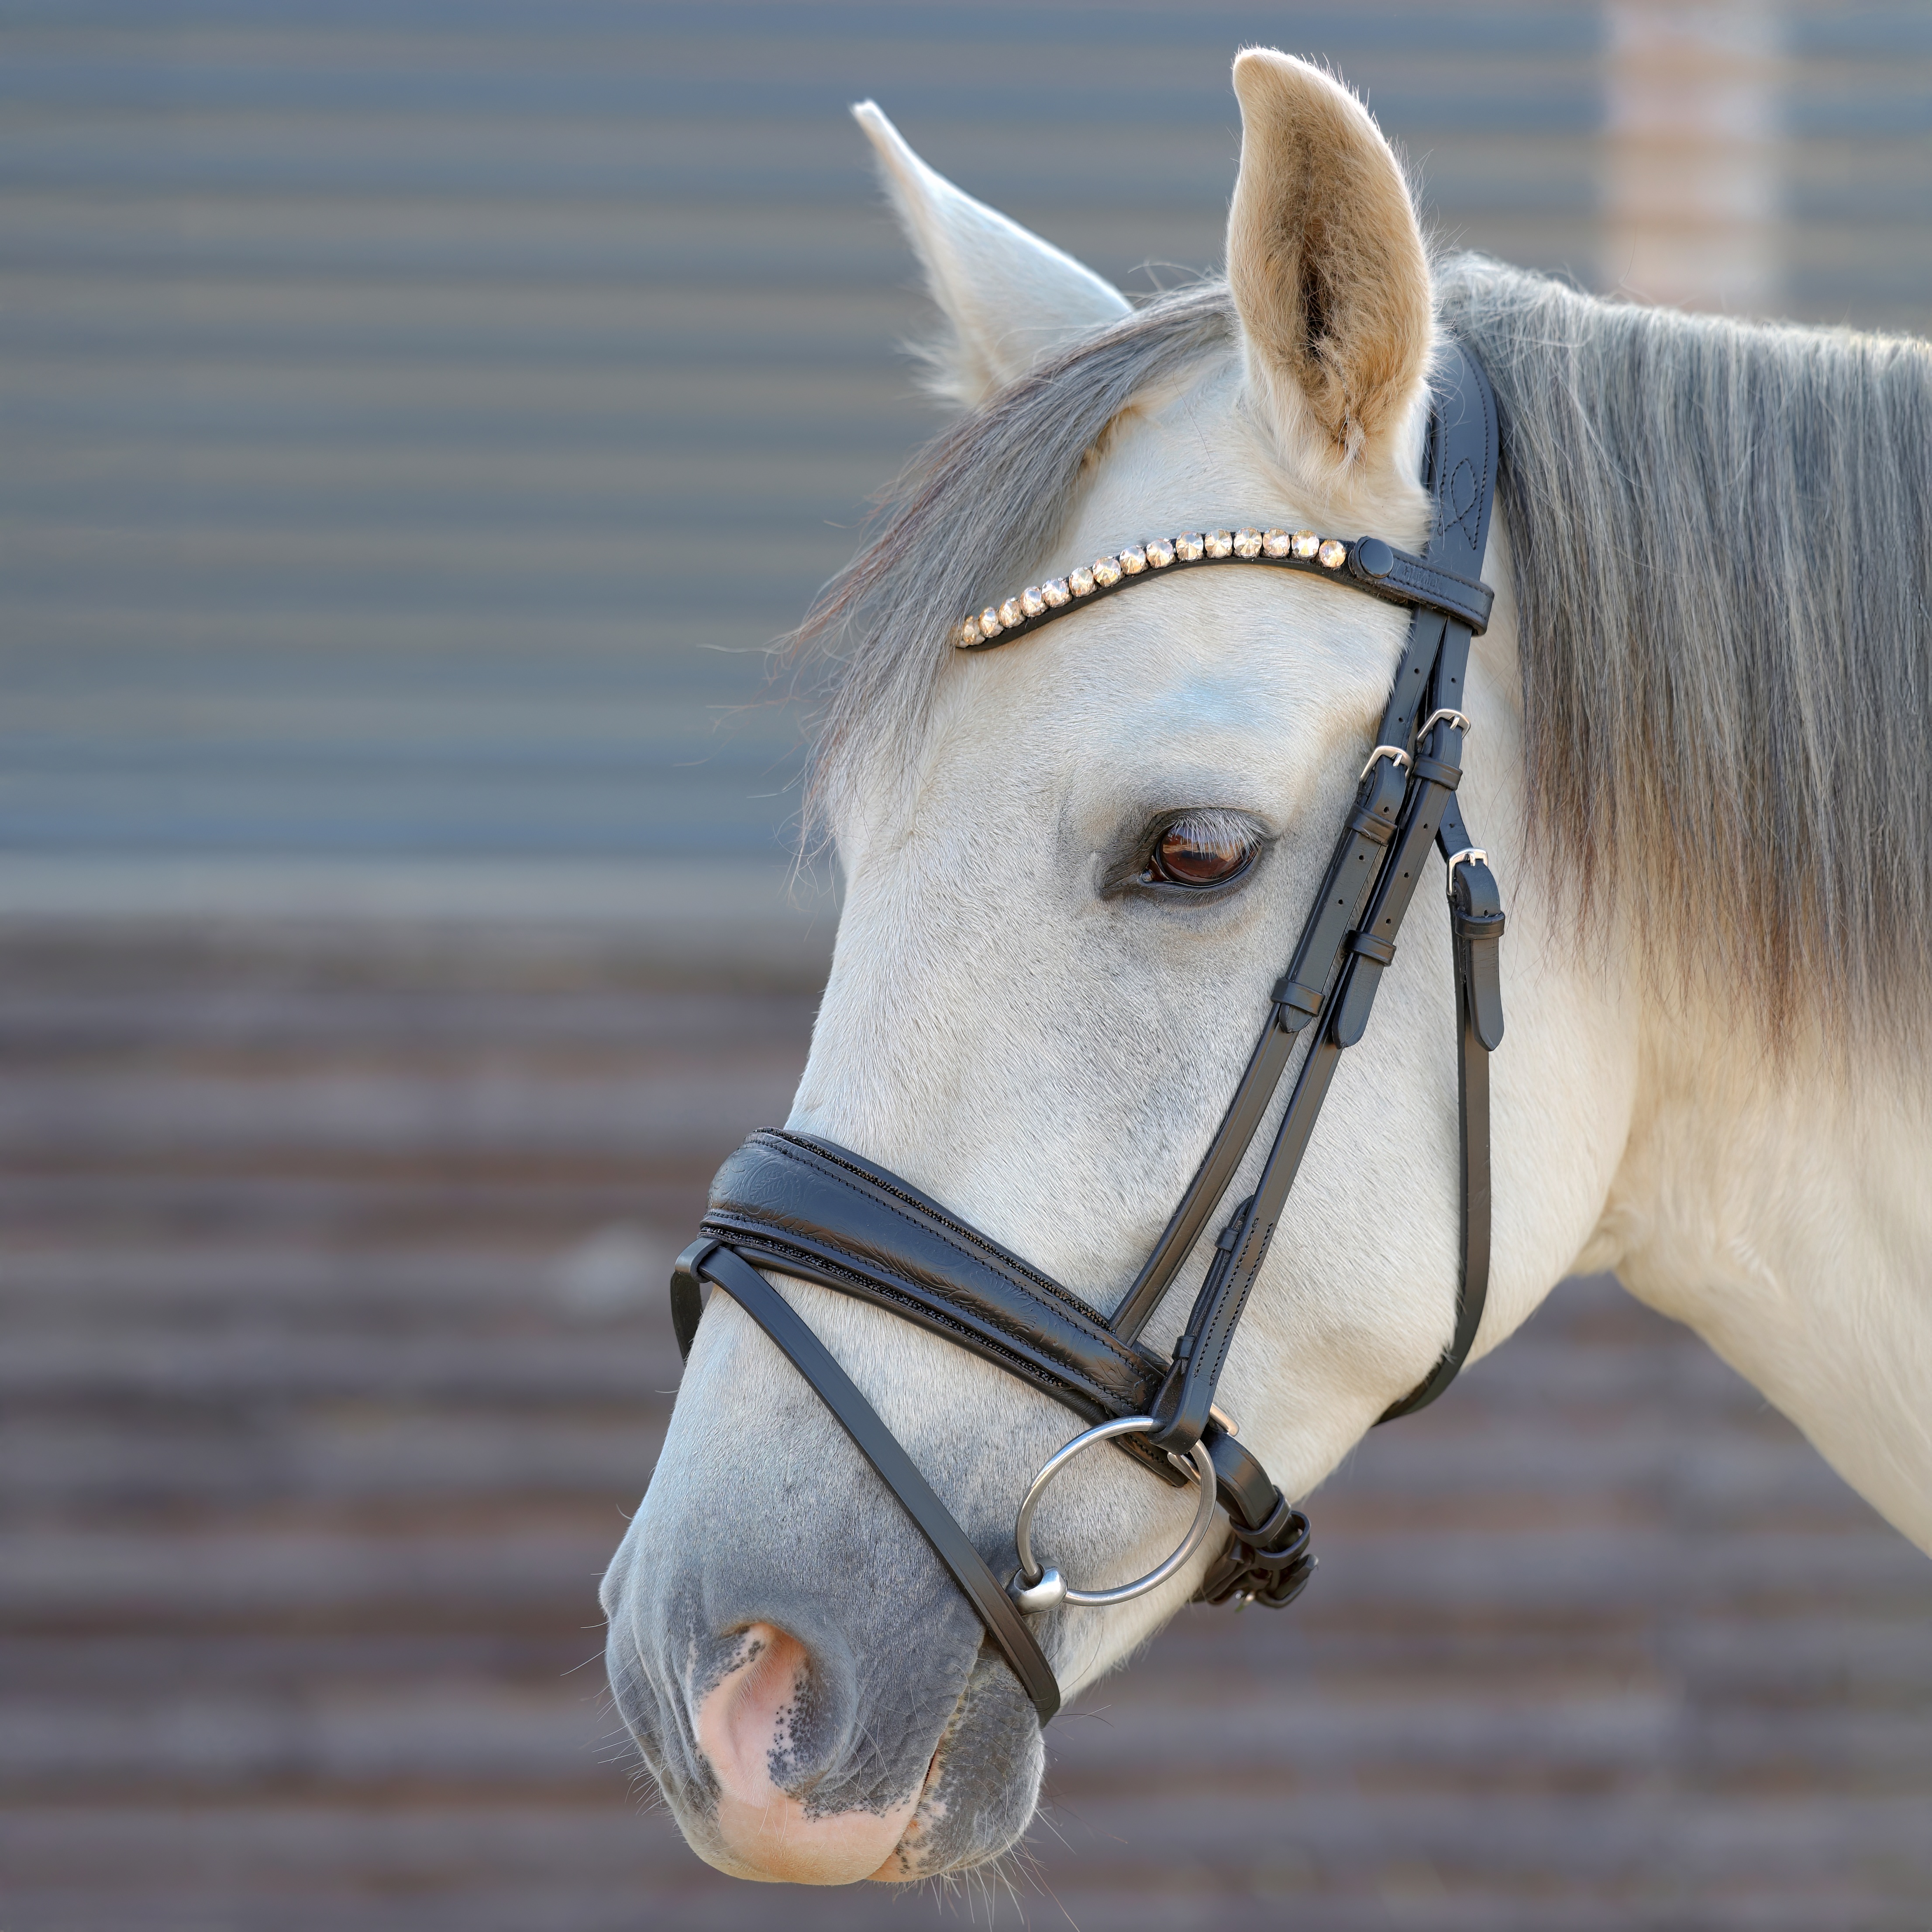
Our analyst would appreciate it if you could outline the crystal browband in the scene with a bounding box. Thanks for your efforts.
[957,525,1494,651]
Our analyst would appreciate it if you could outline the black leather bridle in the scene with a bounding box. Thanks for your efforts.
[670,338,1505,1726]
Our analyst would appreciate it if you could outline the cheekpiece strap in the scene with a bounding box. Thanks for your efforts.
[1112,340,1500,1356]
[1144,340,1503,1447]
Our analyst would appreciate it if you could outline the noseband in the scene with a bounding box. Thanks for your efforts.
[671,338,1505,1725]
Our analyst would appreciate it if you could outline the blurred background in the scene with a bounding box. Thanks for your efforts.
[2,3,1928,1927]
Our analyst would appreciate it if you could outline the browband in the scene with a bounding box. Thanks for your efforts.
[956,530,1493,653]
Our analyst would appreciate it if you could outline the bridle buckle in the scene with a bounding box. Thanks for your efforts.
[1444,846,1488,895]
[1359,744,1412,781]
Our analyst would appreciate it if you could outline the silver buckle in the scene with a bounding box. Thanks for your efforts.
[1358,744,1412,781]
[1444,847,1488,895]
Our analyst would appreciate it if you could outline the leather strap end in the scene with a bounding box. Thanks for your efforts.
[1461,929,1506,1050]
[1149,1206,1246,1454]
[1270,975,1323,1026]
[1204,1427,1285,1532]
[1328,954,1383,1049]
[1150,1330,1216,1458]
[670,1238,716,1362]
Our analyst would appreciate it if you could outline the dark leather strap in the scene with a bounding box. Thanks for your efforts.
[1110,695,1417,1341]
[1148,664,1503,1444]
[1147,1031,1341,1453]
[1329,623,1474,1049]
[1110,343,1496,1345]
[1376,806,1505,1421]
[1133,342,1503,1452]
[682,1239,1062,1724]
[1194,1489,1317,1610]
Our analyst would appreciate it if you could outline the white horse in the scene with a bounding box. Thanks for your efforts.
[604,49,1932,1887]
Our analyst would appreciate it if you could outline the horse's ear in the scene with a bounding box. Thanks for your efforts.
[1226,52,1433,488]
[853,101,1130,409]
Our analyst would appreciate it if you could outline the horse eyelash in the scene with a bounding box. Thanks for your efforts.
[1157,808,1264,863]
[1099,808,1272,896]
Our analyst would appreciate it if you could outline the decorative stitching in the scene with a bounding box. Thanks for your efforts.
[773,1132,1090,1308]
[1443,457,1481,552]
[702,1223,1132,1413]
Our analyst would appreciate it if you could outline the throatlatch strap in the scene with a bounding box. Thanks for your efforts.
[684,1240,1062,1724]
[1376,799,1505,1422]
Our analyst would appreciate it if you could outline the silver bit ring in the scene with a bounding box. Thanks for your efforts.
[1007,1416,1219,1614]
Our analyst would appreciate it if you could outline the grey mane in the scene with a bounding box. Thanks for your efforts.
[792,258,1932,1039]
[1440,257,1932,1040]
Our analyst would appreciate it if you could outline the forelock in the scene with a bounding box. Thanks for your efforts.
[782,284,1239,846]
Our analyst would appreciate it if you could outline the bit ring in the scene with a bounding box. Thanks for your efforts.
[1008,1416,1219,1614]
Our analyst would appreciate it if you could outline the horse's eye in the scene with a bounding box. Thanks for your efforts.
[1146,817,1258,889]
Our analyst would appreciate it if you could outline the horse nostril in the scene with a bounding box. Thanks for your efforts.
[692,1619,918,1884]
[697,1621,812,1798]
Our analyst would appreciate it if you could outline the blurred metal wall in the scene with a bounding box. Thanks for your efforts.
[3,1,1927,940]
[3,14,1929,1926]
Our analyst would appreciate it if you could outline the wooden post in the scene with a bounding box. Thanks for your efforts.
[1604,0,1784,313]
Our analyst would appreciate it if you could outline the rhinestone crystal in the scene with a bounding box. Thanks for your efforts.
[1069,566,1095,596]
[1262,527,1292,557]
[999,596,1026,627]
[1174,532,1205,561]
[978,606,1003,637]
[1041,577,1071,606]
[1291,529,1319,559]
[1205,530,1234,558]
[1117,544,1147,574]
[1021,585,1047,617]
[1318,539,1347,569]
[957,618,983,647]
[1145,537,1176,568]
[1233,528,1264,558]
[1092,555,1122,586]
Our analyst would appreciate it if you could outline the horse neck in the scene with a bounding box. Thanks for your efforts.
[1588,993,1932,1552]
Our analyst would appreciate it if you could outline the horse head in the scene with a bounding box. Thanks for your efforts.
[600,44,1932,1889]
